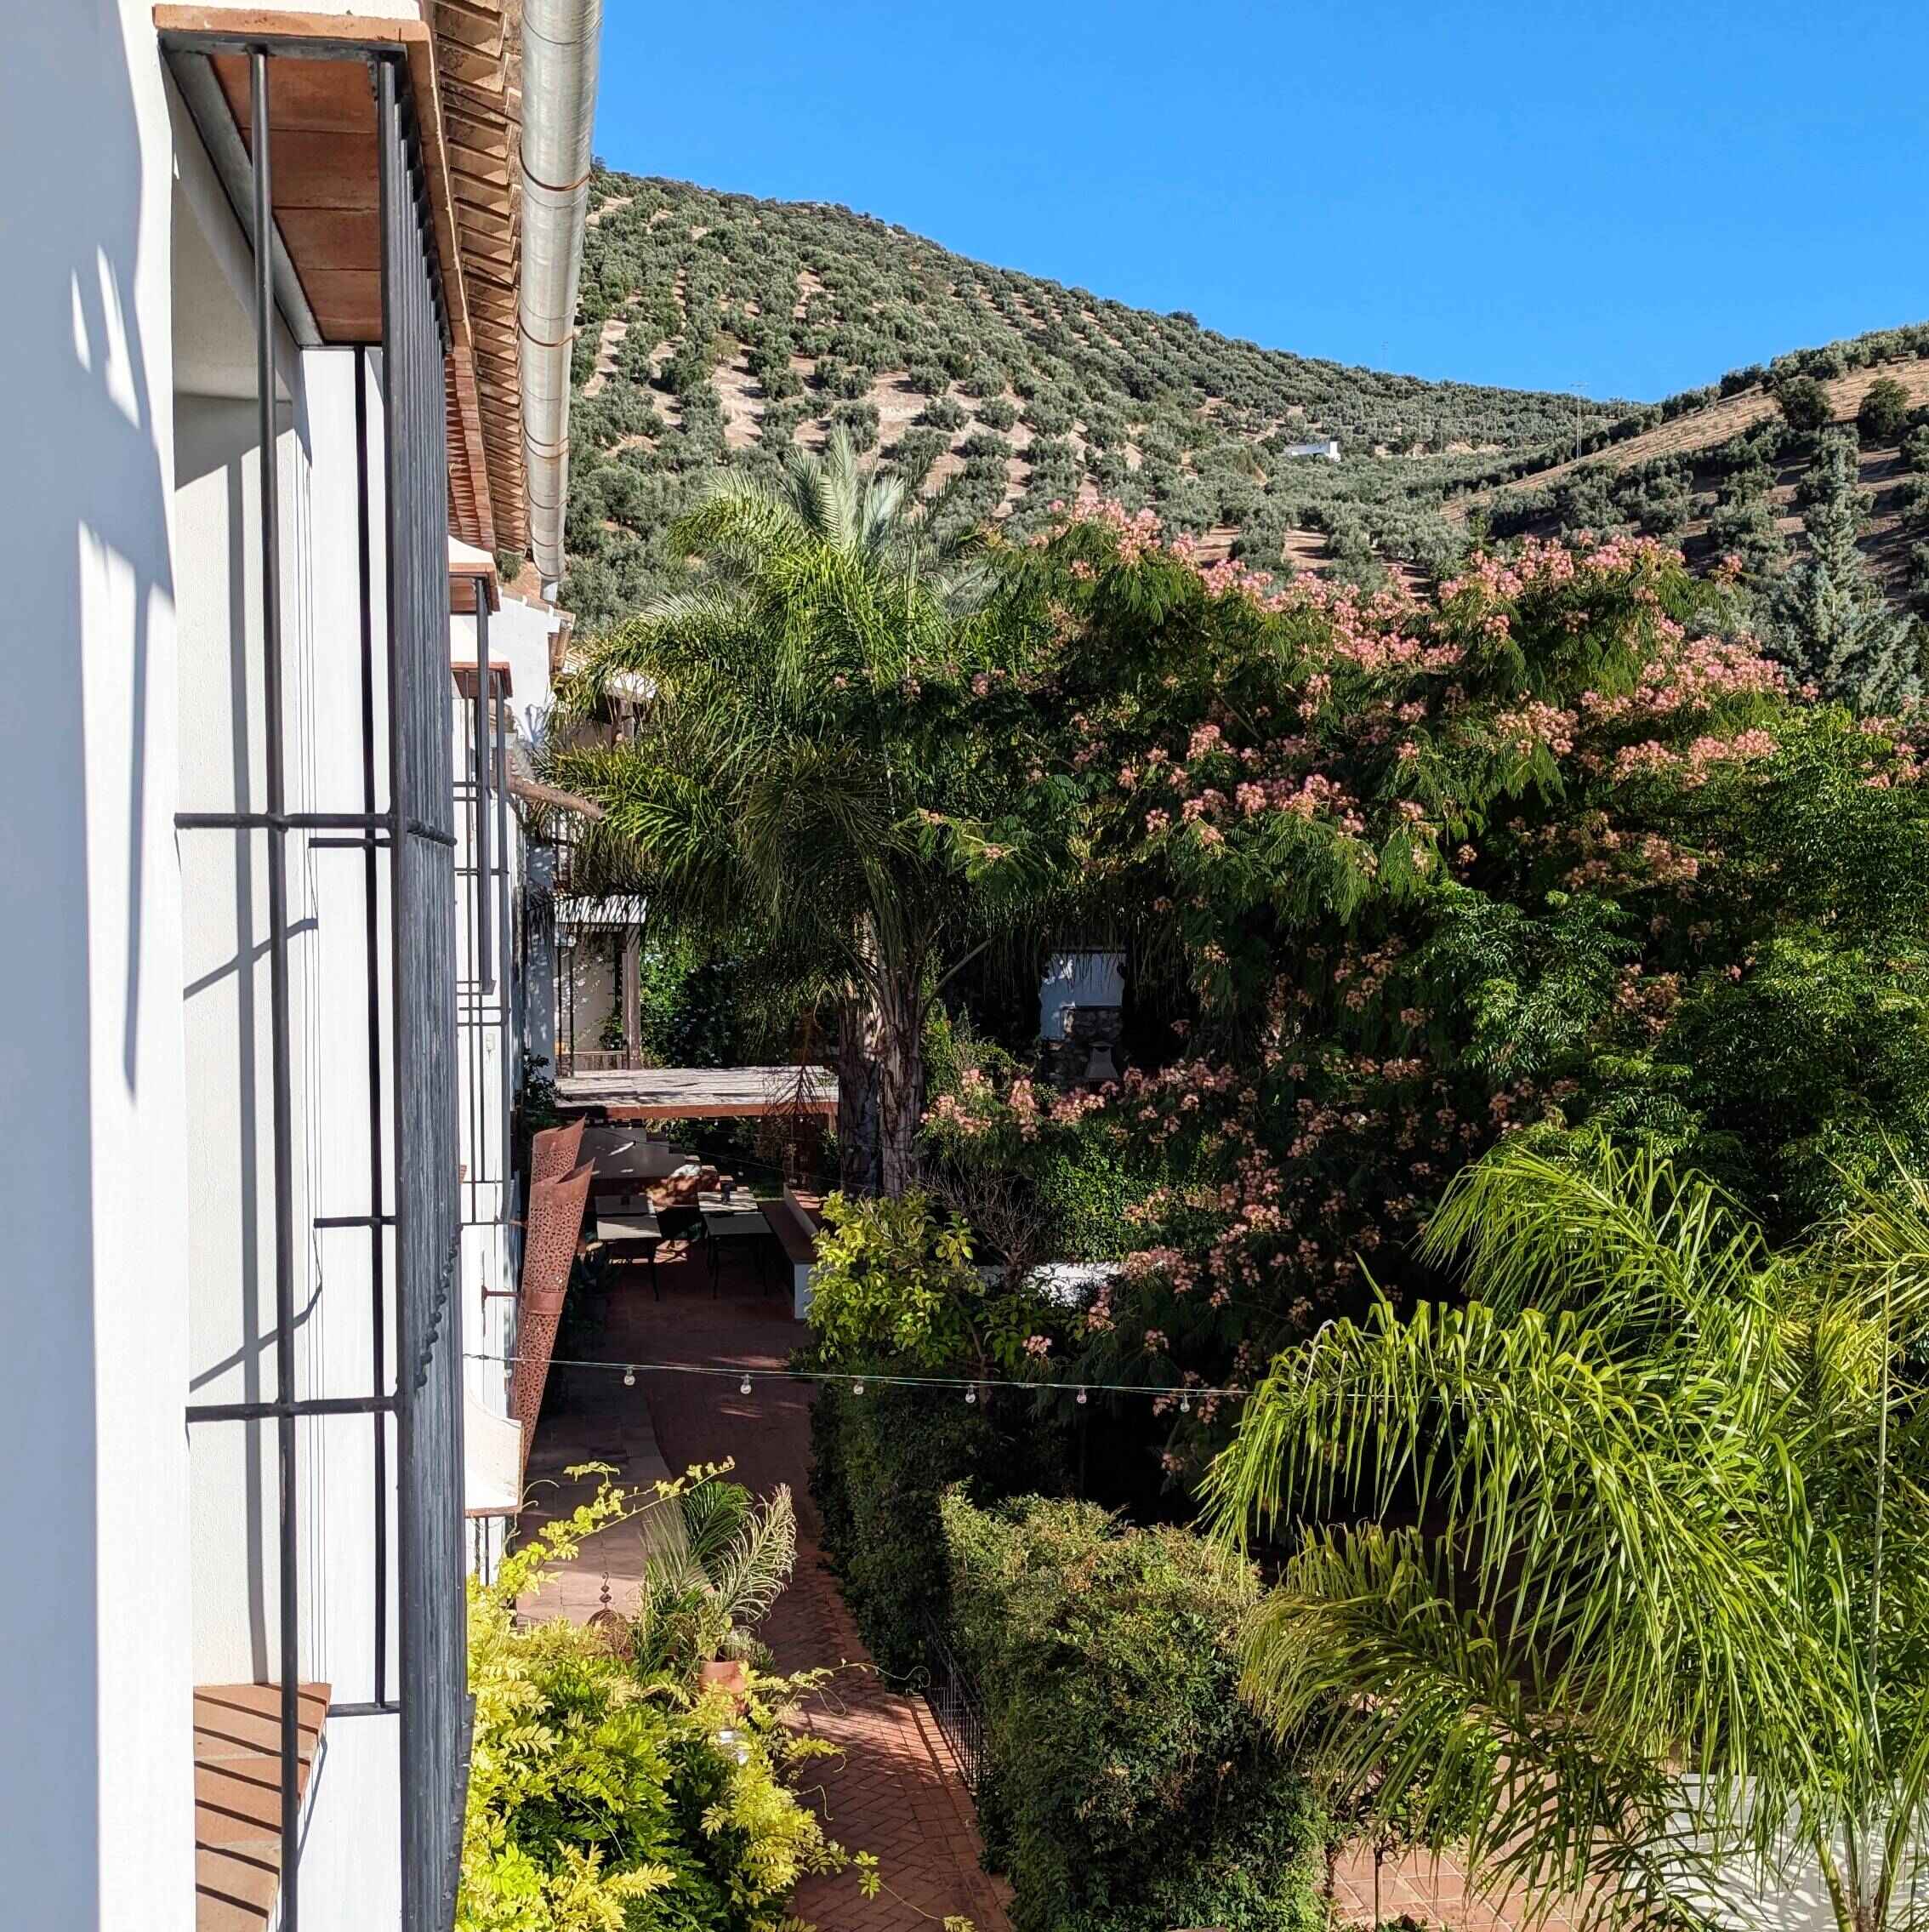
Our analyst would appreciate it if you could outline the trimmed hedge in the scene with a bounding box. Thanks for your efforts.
[943,1493,1326,1932]
[808,1379,1066,1678]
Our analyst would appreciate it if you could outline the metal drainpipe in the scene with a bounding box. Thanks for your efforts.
[521,0,602,589]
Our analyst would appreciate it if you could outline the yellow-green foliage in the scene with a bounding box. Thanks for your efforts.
[459,1471,851,1931]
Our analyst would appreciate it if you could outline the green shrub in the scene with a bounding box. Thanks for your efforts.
[956,430,1010,462]
[1773,372,1834,432]
[635,944,751,1067]
[942,1494,1326,1932]
[460,1476,856,1929]
[830,399,881,453]
[887,427,947,493]
[809,1381,1066,1677]
[921,395,968,433]
[1859,375,1912,444]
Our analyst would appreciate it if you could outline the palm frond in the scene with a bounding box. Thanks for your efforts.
[704,1483,797,1633]
[1204,1131,1929,1932]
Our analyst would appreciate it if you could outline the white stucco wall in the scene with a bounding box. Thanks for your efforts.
[299,1709,403,1929]
[172,308,405,1932]
[0,4,196,1926]
[562,929,623,1057]
[4,9,498,1925]
[451,592,565,1567]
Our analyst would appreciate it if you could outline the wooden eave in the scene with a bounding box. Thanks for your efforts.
[434,0,527,556]
[452,659,514,695]
[154,6,520,556]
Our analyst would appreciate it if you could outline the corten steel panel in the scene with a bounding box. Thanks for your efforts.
[526,1116,583,1184]
[508,1160,593,1463]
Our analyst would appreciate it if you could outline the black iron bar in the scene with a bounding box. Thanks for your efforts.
[461,702,481,1228]
[356,345,393,1714]
[494,688,513,1215]
[473,584,492,997]
[378,66,421,1932]
[188,1394,398,1424]
[250,50,302,1932]
[176,807,454,846]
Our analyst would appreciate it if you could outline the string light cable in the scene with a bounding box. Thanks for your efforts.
[468,1349,1249,1405]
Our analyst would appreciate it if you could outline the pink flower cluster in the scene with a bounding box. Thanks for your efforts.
[1611,728,1777,785]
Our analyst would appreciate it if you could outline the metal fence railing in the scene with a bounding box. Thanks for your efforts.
[917,1615,987,1798]
[379,51,472,1932]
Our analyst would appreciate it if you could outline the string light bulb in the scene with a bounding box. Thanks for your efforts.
[466,1349,1253,1405]
[1180,1393,1191,1415]
[717,1726,737,1746]
[740,1376,754,1396]
[735,1746,750,1766]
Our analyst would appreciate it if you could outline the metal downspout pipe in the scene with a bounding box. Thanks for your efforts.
[521,0,602,590]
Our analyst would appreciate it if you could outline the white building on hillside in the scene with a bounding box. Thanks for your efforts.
[0,3,603,1928]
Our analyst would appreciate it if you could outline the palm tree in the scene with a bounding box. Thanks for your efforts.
[552,430,1064,1194]
[1203,1132,1929,1932]
[622,1475,798,1680]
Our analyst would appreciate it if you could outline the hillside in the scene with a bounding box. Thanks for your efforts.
[1454,358,1929,512]
[563,170,1615,627]
[1450,345,1929,629]
[561,173,1929,683]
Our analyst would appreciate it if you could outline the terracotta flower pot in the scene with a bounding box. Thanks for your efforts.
[700,1658,748,1707]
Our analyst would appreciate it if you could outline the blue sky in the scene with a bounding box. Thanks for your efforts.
[592,1,1928,405]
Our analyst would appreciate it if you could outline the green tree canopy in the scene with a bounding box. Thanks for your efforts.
[925,508,1929,1481]
[1770,430,1924,709]
[552,430,1077,1192]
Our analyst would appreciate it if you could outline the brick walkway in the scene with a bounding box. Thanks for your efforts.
[516,1236,1012,1932]
[1331,1845,1589,1930]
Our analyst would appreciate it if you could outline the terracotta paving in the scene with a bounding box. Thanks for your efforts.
[1331,1844,1590,1929]
[191,1683,329,1932]
[516,1237,1012,1932]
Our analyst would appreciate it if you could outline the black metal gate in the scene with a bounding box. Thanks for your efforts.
[919,1615,987,1797]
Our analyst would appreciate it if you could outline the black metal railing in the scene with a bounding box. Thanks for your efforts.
[455,636,515,1240]
[164,30,470,1932]
[378,53,470,1932]
[918,1615,987,1798]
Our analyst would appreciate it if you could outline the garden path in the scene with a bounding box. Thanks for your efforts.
[516,1236,1013,1932]
[1329,1845,1590,1930]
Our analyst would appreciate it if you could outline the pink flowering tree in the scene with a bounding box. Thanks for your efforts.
[920,504,1929,1482]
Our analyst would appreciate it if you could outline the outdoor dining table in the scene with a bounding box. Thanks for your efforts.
[697,1193,772,1295]
[595,1195,663,1298]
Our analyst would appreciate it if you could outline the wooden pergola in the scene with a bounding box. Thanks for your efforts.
[555,1066,839,1123]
